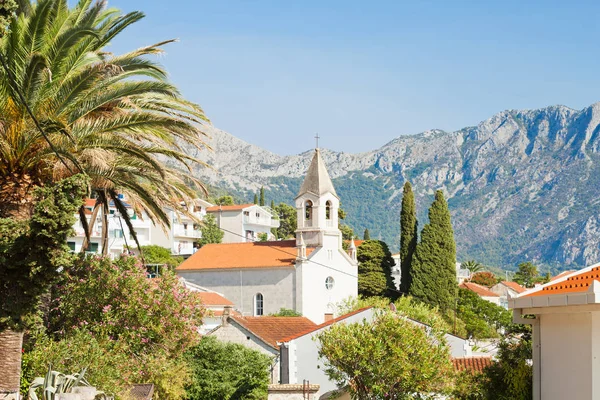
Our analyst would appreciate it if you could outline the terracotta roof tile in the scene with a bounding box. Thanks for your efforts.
[550,270,577,282]
[279,307,373,343]
[523,266,600,297]
[460,282,499,297]
[197,292,234,306]
[206,203,256,212]
[453,357,492,374]
[231,316,317,349]
[500,281,527,294]
[176,240,316,271]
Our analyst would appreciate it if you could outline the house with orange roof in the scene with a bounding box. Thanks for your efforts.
[490,280,526,308]
[208,314,317,384]
[510,264,600,400]
[206,203,279,243]
[459,282,501,305]
[177,148,359,324]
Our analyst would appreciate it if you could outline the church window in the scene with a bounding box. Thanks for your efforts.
[325,201,332,219]
[305,200,313,220]
[254,293,264,316]
[325,276,335,290]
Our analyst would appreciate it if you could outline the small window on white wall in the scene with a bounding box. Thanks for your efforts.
[255,293,264,316]
[325,277,335,290]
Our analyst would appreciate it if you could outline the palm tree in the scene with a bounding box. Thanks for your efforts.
[462,260,483,280]
[0,0,210,392]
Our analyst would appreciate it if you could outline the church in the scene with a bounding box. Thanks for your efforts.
[176,148,358,324]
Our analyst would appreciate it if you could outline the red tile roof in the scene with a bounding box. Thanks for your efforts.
[176,240,316,271]
[452,357,492,374]
[460,282,499,297]
[197,292,234,306]
[500,281,527,294]
[206,203,255,212]
[278,307,373,343]
[550,270,577,282]
[523,265,600,297]
[230,316,317,349]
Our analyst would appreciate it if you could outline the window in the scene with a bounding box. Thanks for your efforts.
[256,212,260,218]
[183,223,188,230]
[112,229,123,238]
[325,276,335,290]
[88,242,99,252]
[67,241,76,251]
[244,211,250,216]
[194,205,202,212]
[325,201,332,219]
[255,293,264,316]
[305,200,313,220]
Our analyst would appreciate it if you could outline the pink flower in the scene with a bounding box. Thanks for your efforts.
[102,305,112,313]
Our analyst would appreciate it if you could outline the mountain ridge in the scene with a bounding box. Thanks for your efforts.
[189,102,600,272]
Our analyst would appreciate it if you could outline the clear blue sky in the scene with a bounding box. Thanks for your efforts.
[107,0,600,155]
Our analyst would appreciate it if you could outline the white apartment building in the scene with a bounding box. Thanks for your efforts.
[206,203,280,243]
[150,198,213,256]
[68,198,152,258]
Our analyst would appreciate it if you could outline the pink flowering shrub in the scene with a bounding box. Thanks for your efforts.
[50,255,204,354]
[23,255,204,399]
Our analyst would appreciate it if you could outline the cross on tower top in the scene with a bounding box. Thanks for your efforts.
[315,133,320,149]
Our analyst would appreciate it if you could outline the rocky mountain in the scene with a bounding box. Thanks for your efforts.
[188,102,600,272]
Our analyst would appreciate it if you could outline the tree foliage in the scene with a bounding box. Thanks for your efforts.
[269,308,302,317]
[140,245,183,269]
[399,181,418,295]
[363,228,370,240]
[184,336,271,400]
[457,288,512,339]
[357,240,396,297]
[271,202,296,239]
[216,196,234,206]
[462,260,483,274]
[0,175,87,330]
[199,214,224,246]
[259,187,265,206]
[317,310,454,399]
[410,190,458,310]
[481,325,532,399]
[253,193,258,204]
[470,271,498,287]
[513,262,541,288]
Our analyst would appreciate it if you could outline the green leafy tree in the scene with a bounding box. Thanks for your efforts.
[410,190,457,310]
[199,214,224,246]
[340,224,355,241]
[513,262,540,288]
[269,308,302,317]
[270,200,275,209]
[400,181,418,295]
[253,193,258,204]
[259,186,265,206]
[470,271,498,287]
[257,232,268,242]
[457,288,512,339]
[363,228,371,240]
[482,325,532,399]
[317,310,454,399]
[0,0,16,37]
[272,202,297,239]
[140,245,183,269]
[184,336,271,400]
[357,240,396,297]
[216,196,234,206]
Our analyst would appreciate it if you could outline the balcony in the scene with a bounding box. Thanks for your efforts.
[173,229,202,238]
[243,215,279,228]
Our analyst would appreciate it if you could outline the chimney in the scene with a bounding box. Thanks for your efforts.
[222,305,232,326]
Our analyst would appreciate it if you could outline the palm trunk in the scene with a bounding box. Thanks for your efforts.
[101,199,109,256]
[0,173,35,220]
[81,202,101,252]
[0,330,24,399]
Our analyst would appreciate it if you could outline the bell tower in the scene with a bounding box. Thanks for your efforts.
[295,149,341,248]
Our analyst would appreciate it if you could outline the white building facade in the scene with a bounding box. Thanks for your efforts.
[206,203,279,243]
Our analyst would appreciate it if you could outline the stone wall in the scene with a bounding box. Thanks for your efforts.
[267,384,319,400]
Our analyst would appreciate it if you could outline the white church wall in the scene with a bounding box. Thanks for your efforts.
[298,247,358,324]
[178,268,296,316]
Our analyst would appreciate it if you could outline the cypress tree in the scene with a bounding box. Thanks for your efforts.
[357,240,396,297]
[259,187,265,206]
[409,190,457,311]
[399,181,418,294]
[270,200,275,209]
[253,193,258,204]
[363,228,371,240]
